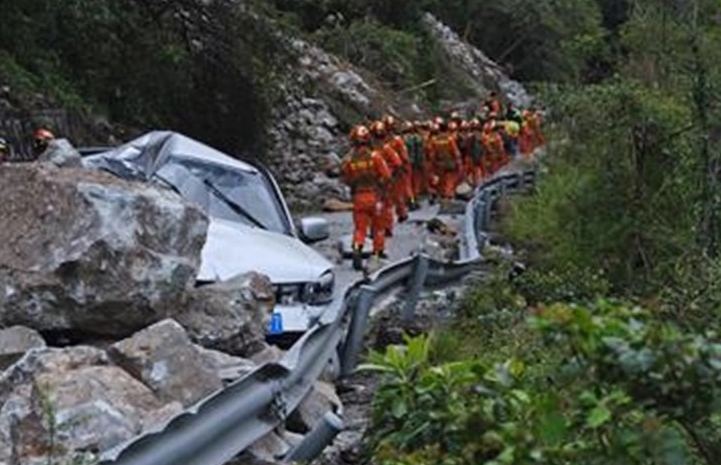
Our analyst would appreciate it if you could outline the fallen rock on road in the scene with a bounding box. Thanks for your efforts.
[0,163,208,338]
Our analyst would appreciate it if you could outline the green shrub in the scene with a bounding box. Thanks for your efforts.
[364,300,721,464]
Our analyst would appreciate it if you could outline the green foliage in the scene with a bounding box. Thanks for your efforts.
[314,18,421,90]
[364,300,721,464]
[513,265,609,307]
[0,0,284,155]
[505,78,697,296]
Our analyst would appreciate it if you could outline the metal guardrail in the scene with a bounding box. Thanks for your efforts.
[98,166,537,465]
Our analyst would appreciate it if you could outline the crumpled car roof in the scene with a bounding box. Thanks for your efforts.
[81,130,258,179]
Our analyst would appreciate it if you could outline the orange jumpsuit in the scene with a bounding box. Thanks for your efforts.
[465,130,485,186]
[481,130,507,174]
[527,111,546,149]
[404,133,426,198]
[341,145,392,253]
[519,110,535,157]
[387,134,412,218]
[423,133,437,198]
[429,133,462,201]
[378,142,402,236]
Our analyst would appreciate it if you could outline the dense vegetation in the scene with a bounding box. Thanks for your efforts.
[1,0,610,154]
[362,1,721,464]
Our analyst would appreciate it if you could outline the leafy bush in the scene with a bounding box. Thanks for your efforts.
[363,300,721,464]
[513,265,609,307]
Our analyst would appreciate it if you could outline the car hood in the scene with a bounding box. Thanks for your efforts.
[197,218,333,283]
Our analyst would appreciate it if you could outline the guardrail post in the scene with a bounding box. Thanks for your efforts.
[282,412,344,463]
[484,190,493,225]
[340,284,376,377]
[402,254,429,322]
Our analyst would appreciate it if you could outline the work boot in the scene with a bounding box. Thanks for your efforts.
[398,214,408,223]
[428,194,437,205]
[376,250,389,259]
[409,199,420,211]
[385,228,393,237]
[352,245,363,271]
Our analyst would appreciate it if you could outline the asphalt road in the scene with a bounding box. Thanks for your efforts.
[309,198,465,291]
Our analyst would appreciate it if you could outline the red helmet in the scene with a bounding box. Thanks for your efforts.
[370,121,386,138]
[350,125,371,145]
[382,114,397,131]
[34,128,55,141]
[32,128,55,154]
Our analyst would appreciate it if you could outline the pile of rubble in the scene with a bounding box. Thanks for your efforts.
[0,155,338,465]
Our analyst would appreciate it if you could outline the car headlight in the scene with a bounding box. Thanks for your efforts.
[275,284,304,306]
[303,270,335,305]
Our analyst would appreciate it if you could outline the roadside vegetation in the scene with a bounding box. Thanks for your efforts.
[362,1,721,464]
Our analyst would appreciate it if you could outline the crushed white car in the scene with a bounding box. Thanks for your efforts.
[81,131,335,337]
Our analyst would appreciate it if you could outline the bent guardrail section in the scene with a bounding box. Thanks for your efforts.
[98,166,537,465]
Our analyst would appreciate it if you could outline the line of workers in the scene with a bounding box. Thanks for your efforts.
[341,98,545,270]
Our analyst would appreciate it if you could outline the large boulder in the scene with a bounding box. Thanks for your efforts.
[176,272,275,357]
[0,346,182,465]
[0,163,209,337]
[108,319,223,407]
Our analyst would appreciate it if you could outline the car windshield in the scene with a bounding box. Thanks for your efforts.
[165,156,291,235]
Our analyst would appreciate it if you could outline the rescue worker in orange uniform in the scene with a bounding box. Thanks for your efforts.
[482,91,501,116]
[526,107,546,150]
[455,120,472,184]
[369,121,402,240]
[481,117,508,174]
[382,115,413,219]
[425,122,441,204]
[429,119,462,205]
[519,108,535,158]
[32,128,55,159]
[402,121,424,210]
[466,119,485,186]
[341,125,392,270]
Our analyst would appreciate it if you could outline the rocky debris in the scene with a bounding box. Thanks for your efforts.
[196,346,256,385]
[176,272,274,357]
[35,138,82,168]
[0,346,182,465]
[455,181,474,200]
[108,319,223,407]
[426,217,458,237]
[323,198,354,212]
[0,326,45,371]
[231,430,295,465]
[0,163,208,338]
[248,343,285,365]
[287,381,343,434]
[422,13,532,108]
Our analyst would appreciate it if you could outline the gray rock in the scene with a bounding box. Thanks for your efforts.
[0,326,45,371]
[195,345,256,384]
[177,272,274,357]
[422,13,532,107]
[0,164,208,338]
[108,319,223,407]
[287,381,342,434]
[248,343,285,365]
[230,431,291,465]
[0,346,182,465]
[35,138,82,168]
